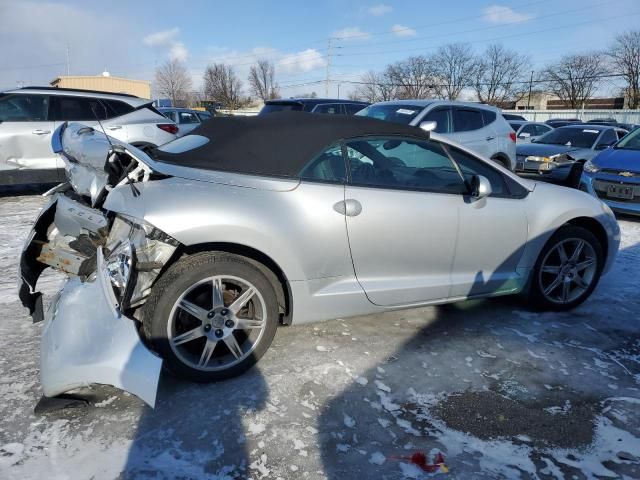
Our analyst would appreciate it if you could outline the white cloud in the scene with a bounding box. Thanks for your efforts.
[143,27,179,47]
[277,49,326,74]
[332,27,370,41]
[143,27,189,62]
[482,5,532,24]
[391,24,417,37]
[368,4,393,16]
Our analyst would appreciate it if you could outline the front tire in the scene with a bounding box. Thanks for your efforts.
[528,225,603,311]
[142,252,279,381]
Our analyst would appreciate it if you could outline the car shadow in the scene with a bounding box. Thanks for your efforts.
[317,239,640,478]
[120,367,268,479]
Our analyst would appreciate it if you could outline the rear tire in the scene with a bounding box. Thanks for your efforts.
[142,252,279,382]
[528,225,603,311]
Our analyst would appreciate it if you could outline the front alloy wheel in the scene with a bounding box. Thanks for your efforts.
[142,252,279,381]
[529,225,603,310]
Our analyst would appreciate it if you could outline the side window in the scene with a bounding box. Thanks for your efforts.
[616,129,627,140]
[299,144,346,183]
[197,112,212,121]
[0,94,49,121]
[535,124,551,136]
[444,146,508,196]
[481,109,497,125]
[598,129,617,147]
[104,99,134,118]
[345,137,465,194]
[452,107,484,132]
[313,104,341,115]
[521,124,538,136]
[52,96,107,120]
[344,103,365,115]
[423,107,452,133]
[178,111,200,124]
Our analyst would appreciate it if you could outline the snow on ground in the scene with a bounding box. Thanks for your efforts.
[0,192,639,479]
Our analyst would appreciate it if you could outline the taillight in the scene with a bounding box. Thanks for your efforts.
[509,131,516,142]
[157,123,179,135]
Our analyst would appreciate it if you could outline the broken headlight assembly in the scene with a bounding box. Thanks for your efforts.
[104,240,135,309]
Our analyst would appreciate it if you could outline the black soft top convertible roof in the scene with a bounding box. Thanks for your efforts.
[150,111,429,177]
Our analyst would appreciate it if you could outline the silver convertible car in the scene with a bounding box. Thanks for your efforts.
[19,112,620,407]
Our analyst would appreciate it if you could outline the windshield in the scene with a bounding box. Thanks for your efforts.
[356,104,424,125]
[615,126,640,150]
[534,127,599,148]
[259,102,303,115]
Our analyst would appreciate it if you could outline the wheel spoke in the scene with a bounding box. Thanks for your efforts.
[570,240,585,262]
[198,340,218,367]
[576,257,595,271]
[573,274,589,289]
[229,287,256,315]
[236,317,264,330]
[561,280,571,302]
[557,243,569,263]
[212,277,224,308]
[178,299,208,321]
[541,265,561,274]
[172,326,204,346]
[223,333,244,359]
[544,275,562,296]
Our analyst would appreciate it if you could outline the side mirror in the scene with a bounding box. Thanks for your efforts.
[419,121,437,133]
[470,175,492,200]
[519,132,531,138]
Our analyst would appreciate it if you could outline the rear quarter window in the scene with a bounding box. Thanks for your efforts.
[482,109,497,125]
[453,107,484,132]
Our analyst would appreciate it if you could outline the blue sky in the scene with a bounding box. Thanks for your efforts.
[1,0,639,98]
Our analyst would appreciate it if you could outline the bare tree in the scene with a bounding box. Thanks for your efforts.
[353,70,399,103]
[432,43,478,100]
[542,53,607,108]
[474,44,530,106]
[154,59,193,107]
[248,60,279,102]
[203,63,244,110]
[608,30,640,108]
[385,56,437,99]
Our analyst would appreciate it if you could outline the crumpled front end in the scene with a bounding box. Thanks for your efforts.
[19,122,179,407]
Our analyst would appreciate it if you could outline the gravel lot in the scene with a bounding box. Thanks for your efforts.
[1,190,639,479]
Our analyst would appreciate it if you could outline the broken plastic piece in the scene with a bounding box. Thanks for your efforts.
[388,450,449,473]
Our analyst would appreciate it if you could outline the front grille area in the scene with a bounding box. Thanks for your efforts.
[593,179,640,203]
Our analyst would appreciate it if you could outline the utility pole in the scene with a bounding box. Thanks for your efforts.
[527,70,534,109]
[66,43,70,76]
[325,38,333,97]
[337,82,340,99]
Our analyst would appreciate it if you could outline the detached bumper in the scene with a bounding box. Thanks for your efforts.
[41,248,162,408]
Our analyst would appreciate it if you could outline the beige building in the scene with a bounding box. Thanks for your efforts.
[50,74,151,99]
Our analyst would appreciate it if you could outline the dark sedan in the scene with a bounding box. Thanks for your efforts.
[581,127,640,216]
[515,125,628,184]
[259,98,369,115]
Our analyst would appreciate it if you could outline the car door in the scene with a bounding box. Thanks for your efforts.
[176,110,201,135]
[343,136,465,306]
[452,106,493,158]
[517,123,538,142]
[444,145,529,297]
[0,93,57,173]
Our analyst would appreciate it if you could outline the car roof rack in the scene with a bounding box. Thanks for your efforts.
[17,86,140,98]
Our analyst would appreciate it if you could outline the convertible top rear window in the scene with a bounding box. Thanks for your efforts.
[149,111,430,177]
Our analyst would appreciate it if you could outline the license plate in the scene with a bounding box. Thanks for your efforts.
[606,184,634,200]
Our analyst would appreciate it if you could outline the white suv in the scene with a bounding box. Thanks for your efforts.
[357,100,516,170]
[0,87,179,185]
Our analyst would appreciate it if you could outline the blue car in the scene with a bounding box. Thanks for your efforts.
[581,127,640,216]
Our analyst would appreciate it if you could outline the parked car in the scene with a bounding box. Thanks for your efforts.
[502,113,527,121]
[581,126,640,216]
[0,87,178,185]
[515,125,629,181]
[545,118,581,128]
[586,118,637,131]
[508,120,554,143]
[20,112,619,406]
[357,100,516,169]
[259,98,369,115]
[159,107,213,136]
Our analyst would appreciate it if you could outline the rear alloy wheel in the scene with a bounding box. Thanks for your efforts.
[529,225,603,310]
[142,252,279,381]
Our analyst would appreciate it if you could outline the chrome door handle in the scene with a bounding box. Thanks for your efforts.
[32,129,51,135]
[485,136,495,141]
[107,125,122,130]
[333,199,362,217]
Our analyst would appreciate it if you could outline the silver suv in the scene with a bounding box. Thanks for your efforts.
[0,87,179,185]
[357,100,516,170]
